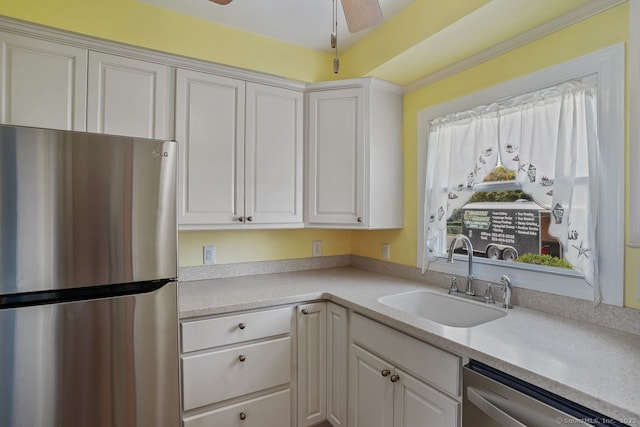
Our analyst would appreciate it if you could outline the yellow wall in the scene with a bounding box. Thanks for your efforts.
[179,229,352,266]
[0,0,333,82]
[351,4,640,308]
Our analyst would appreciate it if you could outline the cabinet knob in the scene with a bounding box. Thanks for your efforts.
[238,355,246,362]
[357,217,363,223]
[390,374,400,383]
[381,369,390,377]
[238,322,246,330]
[239,412,247,420]
[301,308,309,315]
[246,216,253,222]
[238,216,245,222]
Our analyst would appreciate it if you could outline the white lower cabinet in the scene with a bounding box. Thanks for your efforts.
[326,303,349,427]
[180,307,294,427]
[297,302,349,427]
[297,303,327,426]
[393,368,459,427]
[349,313,461,427]
[349,344,394,427]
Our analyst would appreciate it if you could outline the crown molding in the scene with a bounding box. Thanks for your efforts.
[0,15,307,91]
[404,0,626,93]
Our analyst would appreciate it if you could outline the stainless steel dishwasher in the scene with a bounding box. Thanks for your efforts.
[463,360,630,427]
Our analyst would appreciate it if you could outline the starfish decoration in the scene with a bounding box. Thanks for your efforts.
[571,240,591,259]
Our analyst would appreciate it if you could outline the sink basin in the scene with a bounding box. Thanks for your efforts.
[378,291,507,328]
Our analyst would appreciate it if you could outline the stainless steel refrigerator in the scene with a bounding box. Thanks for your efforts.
[0,125,179,427]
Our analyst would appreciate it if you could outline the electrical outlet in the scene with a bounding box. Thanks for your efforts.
[312,240,322,257]
[203,245,216,265]
[382,243,391,260]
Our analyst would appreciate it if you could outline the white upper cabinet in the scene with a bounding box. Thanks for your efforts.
[176,68,303,229]
[245,82,303,226]
[87,51,171,139]
[306,78,403,229]
[176,69,245,227]
[0,31,87,131]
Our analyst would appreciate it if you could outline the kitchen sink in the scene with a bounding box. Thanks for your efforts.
[378,290,507,328]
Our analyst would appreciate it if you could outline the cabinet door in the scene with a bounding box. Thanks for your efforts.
[307,88,365,226]
[349,344,394,427]
[326,302,348,427]
[176,68,245,227]
[87,51,169,138]
[393,369,460,427]
[245,82,302,226]
[297,303,327,426]
[0,32,87,131]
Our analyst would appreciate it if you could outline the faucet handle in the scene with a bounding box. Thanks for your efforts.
[500,275,513,309]
[448,277,459,294]
[482,284,495,304]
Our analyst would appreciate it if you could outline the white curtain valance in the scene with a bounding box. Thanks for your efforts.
[423,76,601,304]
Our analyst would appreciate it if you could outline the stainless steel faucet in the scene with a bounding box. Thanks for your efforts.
[500,275,513,309]
[447,234,475,296]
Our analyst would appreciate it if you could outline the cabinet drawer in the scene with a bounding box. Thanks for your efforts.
[183,388,291,427]
[182,337,291,410]
[350,313,460,397]
[181,307,292,353]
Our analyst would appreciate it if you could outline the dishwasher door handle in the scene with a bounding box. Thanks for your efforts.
[467,386,527,427]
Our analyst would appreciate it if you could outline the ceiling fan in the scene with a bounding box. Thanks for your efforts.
[208,0,383,33]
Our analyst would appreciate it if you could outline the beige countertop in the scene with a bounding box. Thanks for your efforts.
[179,266,640,423]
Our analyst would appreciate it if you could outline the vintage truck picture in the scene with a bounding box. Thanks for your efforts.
[459,201,561,261]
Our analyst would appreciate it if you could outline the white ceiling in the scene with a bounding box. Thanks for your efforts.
[138,0,414,53]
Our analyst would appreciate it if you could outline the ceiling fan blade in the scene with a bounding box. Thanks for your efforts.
[340,0,383,33]
[209,0,233,4]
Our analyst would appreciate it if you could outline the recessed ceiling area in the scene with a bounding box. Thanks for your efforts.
[136,0,618,85]
[138,0,414,53]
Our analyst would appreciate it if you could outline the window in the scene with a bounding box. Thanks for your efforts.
[417,44,624,306]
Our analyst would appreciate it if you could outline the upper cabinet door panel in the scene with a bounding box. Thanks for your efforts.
[87,51,169,139]
[176,69,245,226]
[245,82,302,225]
[0,32,87,131]
[307,88,365,225]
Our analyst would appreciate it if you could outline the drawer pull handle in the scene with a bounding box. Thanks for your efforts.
[239,412,247,420]
[246,216,253,222]
[381,369,390,377]
[238,355,246,362]
[301,309,308,315]
[390,374,400,383]
[238,322,246,330]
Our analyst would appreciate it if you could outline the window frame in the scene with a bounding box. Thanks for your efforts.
[417,44,625,306]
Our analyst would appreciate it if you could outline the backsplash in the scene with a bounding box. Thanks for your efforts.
[179,255,352,281]
[179,255,640,336]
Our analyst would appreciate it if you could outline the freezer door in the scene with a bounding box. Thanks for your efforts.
[0,282,179,427]
[0,125,177,294]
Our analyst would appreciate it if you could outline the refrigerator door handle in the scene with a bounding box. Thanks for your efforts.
[467,386,527,427]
